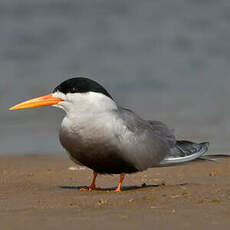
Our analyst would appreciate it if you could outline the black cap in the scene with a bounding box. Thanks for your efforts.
[53,78,113,100]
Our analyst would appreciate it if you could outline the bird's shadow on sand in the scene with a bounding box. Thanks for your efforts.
[59,182,188,192]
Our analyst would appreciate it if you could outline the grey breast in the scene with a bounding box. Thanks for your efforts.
[59,108,176,174]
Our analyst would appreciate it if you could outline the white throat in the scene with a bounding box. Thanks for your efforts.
[52,91,118,118]
[56,91,122,148]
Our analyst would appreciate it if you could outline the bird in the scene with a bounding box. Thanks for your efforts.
[10,77,210,192]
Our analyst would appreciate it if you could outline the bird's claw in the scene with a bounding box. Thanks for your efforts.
[80,186,98,191]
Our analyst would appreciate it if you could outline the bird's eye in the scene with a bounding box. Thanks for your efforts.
[71,87,77,93]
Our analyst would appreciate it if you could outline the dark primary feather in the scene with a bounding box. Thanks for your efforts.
[170,140,209,157]
[147,120,211,164]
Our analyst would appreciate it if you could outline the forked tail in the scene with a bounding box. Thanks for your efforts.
[159,140,209,167]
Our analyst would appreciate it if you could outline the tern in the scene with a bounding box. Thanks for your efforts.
[10,77,210,192]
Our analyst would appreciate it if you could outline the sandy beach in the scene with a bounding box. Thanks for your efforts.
[1,1,230,229]
[0,155,230,230]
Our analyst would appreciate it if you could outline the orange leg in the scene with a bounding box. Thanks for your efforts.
[115,173,125,192]
[80,171,98,191]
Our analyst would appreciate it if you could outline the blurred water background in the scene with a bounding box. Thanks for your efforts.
[1,0,230,155]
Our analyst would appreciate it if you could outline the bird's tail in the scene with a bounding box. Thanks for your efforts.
[159,140,210,167]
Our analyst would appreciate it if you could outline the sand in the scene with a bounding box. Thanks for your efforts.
[1,155,230,230]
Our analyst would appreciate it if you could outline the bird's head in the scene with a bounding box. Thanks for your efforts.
[9,78,116,114]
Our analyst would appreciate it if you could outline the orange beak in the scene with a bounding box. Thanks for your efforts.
[9,94,63,110]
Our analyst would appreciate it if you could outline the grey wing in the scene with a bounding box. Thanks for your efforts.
[147,120,176,147]
[117,107,174,170]
[147,121,210,165]
[126,112,213,167]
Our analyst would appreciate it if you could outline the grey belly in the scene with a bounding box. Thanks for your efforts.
[59,132,138,174]
[70,149,138,174]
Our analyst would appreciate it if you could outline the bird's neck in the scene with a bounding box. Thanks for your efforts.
[67,97,118,120]
[56,92,118,118]
[60,93,119,133]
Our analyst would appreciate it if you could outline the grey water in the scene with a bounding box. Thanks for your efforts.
[1,0,230,155]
